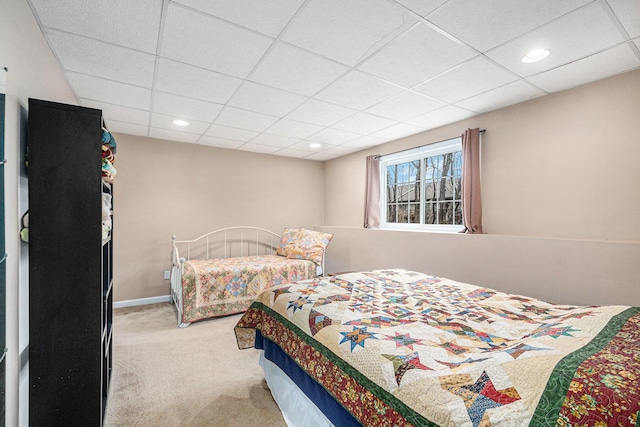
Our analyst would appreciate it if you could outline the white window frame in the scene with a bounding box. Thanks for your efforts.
[379,137,465,233]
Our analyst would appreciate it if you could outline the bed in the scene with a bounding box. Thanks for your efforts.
[170,226,332,327]
[235,269,640,426]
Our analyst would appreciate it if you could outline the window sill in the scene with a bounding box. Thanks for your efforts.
[378,224,465,234]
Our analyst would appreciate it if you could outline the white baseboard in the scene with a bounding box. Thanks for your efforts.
[113,295,171,309]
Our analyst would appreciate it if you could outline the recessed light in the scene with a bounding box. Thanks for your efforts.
[309,143,321,149]
[173,119,189,126]
[521,49,550,63]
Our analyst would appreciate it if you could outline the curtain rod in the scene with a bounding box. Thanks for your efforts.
[374,129,485,160]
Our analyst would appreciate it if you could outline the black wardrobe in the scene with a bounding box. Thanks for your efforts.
[28,99,113,426]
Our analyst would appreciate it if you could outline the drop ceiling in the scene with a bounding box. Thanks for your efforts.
[28,0,640,160]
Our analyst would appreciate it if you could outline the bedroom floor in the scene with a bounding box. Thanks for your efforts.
[104,303,286,427]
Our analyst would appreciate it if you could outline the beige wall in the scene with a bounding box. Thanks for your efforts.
[113,134,325,301]
[2,0,79,425]
[316,226,640,307]
[325,69,640,242]
[322,70,640,306]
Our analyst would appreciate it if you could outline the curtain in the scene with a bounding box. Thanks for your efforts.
[461,128,483,234]
[364,154,381,228]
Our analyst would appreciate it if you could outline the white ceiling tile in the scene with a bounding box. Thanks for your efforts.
[150,113,210,134]
[414,57,518,103]
[393,0,449,17]
[149,127,200,143]
[250,133,301,148]
[249,43,349,96]
[456,80,545,113]
[406,106,476,130]
[314,70,405,110]
[306,152,337,161]
[307,128,360,144]
[486,3,625,77]
[281,0,416,66]
[227,81,307,116]
[322,145,361,156]
[155,59,242,104]
[357,23,477,87]
[527,44,640,93]
[161,4,273,78]
[426,0,591,52]
[67,72,151,110]
[332,112,397,135]
[47,30,155,88]
[608,0,640,38]
[80,100,150,126]
[287,141,332,152]
[215,107,280,131]
[198,136,244,149]
[30,0,163,53]
[366,91,444,121]
[285,99,356,127]
[368,123,426,140]
[153,91,222,122]
[107,120,149,137]
[264,119,324,139]
[343,135,389,149]
[238,143,281,154]
[273,148,315,158]
[204,124,259,142]
[172,0,305,37]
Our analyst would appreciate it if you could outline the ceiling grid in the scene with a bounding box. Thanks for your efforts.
[26,0,640,160]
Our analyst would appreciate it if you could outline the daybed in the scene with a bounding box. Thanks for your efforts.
[170,226,331,327]
[235,269,640,426]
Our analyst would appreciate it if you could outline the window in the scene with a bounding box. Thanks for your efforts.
[380,137,464,232]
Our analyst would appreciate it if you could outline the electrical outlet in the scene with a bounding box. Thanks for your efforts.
[163,271,170,280]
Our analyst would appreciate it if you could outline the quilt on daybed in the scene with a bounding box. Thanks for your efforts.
[181,254,316,323]
[235,269,640,426]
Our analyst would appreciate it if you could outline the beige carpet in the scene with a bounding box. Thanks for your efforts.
[104,303,287,427]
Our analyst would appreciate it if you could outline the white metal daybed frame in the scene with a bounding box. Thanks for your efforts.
[170,226,324,328]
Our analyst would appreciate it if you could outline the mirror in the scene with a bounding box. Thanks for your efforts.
[0,65,6,426]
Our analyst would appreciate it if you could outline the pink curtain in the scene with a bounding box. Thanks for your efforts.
[461,128,483,234]
[364,155,381,228]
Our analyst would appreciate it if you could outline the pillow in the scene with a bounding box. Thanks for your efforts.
[276,227,301,257]
[286,228,333,266]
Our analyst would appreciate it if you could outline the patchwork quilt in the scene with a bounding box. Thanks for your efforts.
[235,269,640,426]
[180,254,316,323]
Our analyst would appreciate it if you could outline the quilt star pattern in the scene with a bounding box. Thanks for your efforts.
[235,269,640,426]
